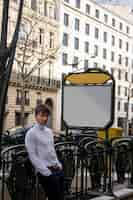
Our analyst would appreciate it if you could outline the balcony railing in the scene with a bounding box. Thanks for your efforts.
[10,72,61,90]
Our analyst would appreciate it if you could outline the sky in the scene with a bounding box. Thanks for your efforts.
[96,0,133,7]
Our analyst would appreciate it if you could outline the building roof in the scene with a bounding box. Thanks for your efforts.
[101,4,133,23]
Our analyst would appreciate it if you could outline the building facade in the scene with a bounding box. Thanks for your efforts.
[0,0,61,131]
[60,0,133,130]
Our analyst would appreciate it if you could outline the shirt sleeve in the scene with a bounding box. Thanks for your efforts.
[50,130,63,169]
[25,131,52,176]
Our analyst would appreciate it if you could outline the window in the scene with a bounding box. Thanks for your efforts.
[118,117,124,128]
[85,24,90,35]
[118,54,122,65]
[73,56,79,68]
[74,37,79,49]
[94,45,98,56]
[103,32,107,42]
[94,62,98,68]
[49,6,55,19]
[25,91,30,105]
[118,101,121,111]
[16,89,29,105]
[36,93,42,105]
[64,13,69,26]
[75,0,80,8]
[112,18,115,27]
[124,102,128,112]
[112,35,115,46]
[103,48,107,59]
[111,51,115,62]
[31,0,37,11]
[15,112,29,126]
[125,72,128,81]
[15,112,21,126]
[132,74,133,83]
[32,40,37,48]
[131,88,133,97]
[49,32,54,48]
[19,23,27,40]
[39,28,44,45]
[126,26,130,34]
[118,69,121,80]
[85,42,89,53]
[111,68,114,75]
[63,33,68,46]
[62,53,68,65]
[95,9,99,18]
[95,27,99,39]
[75,18,80,31]
[16,89,21,105]
[104,14,108,23]
[132,60,133,68]
[118,86,121,95]
[131,104,133,112]
[84,60,89,69]
[126,42,129,52]
[119,22,123,30]
[103,65,106,70]
[125,87,128,96]
[125,57,128,66]
[86,4,90,15]
[119,39,122,49]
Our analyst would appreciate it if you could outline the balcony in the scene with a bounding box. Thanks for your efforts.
[10,72,61,90]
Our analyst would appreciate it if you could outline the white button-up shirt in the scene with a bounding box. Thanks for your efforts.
[25,123,62,176]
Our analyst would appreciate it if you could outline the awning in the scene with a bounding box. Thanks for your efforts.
[64,69,113,85]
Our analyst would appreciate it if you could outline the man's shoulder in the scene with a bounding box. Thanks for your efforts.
[45,126,53,134]
[26,125,36,138]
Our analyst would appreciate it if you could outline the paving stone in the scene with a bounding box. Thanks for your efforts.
[114,188,133,199]
[90,195,114,200]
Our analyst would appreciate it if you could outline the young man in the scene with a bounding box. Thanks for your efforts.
[25,104,64,200]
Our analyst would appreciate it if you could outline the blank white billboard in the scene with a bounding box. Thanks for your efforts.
[63,85,112,128]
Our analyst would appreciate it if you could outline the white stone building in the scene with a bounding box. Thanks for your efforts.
[59,0,133,130]
[0,0,61,132]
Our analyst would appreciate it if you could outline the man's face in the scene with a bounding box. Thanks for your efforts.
[36,112,48,125]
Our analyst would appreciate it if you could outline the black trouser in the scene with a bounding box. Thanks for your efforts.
[38,171,64,200]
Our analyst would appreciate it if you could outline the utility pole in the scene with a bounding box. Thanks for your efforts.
[0,0,24,167]
[125,85,131,136]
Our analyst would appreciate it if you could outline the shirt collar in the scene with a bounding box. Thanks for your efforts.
[35,123,46,131]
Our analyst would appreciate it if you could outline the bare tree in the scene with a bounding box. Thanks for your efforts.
[15,17,58,127]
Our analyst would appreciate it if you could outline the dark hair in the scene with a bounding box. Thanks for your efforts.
[35,104,50,116]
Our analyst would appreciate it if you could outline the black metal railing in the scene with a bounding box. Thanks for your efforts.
[10,72,61,90]
[1,135,133,200]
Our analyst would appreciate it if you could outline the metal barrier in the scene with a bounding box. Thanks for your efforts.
[1,136,133,200]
